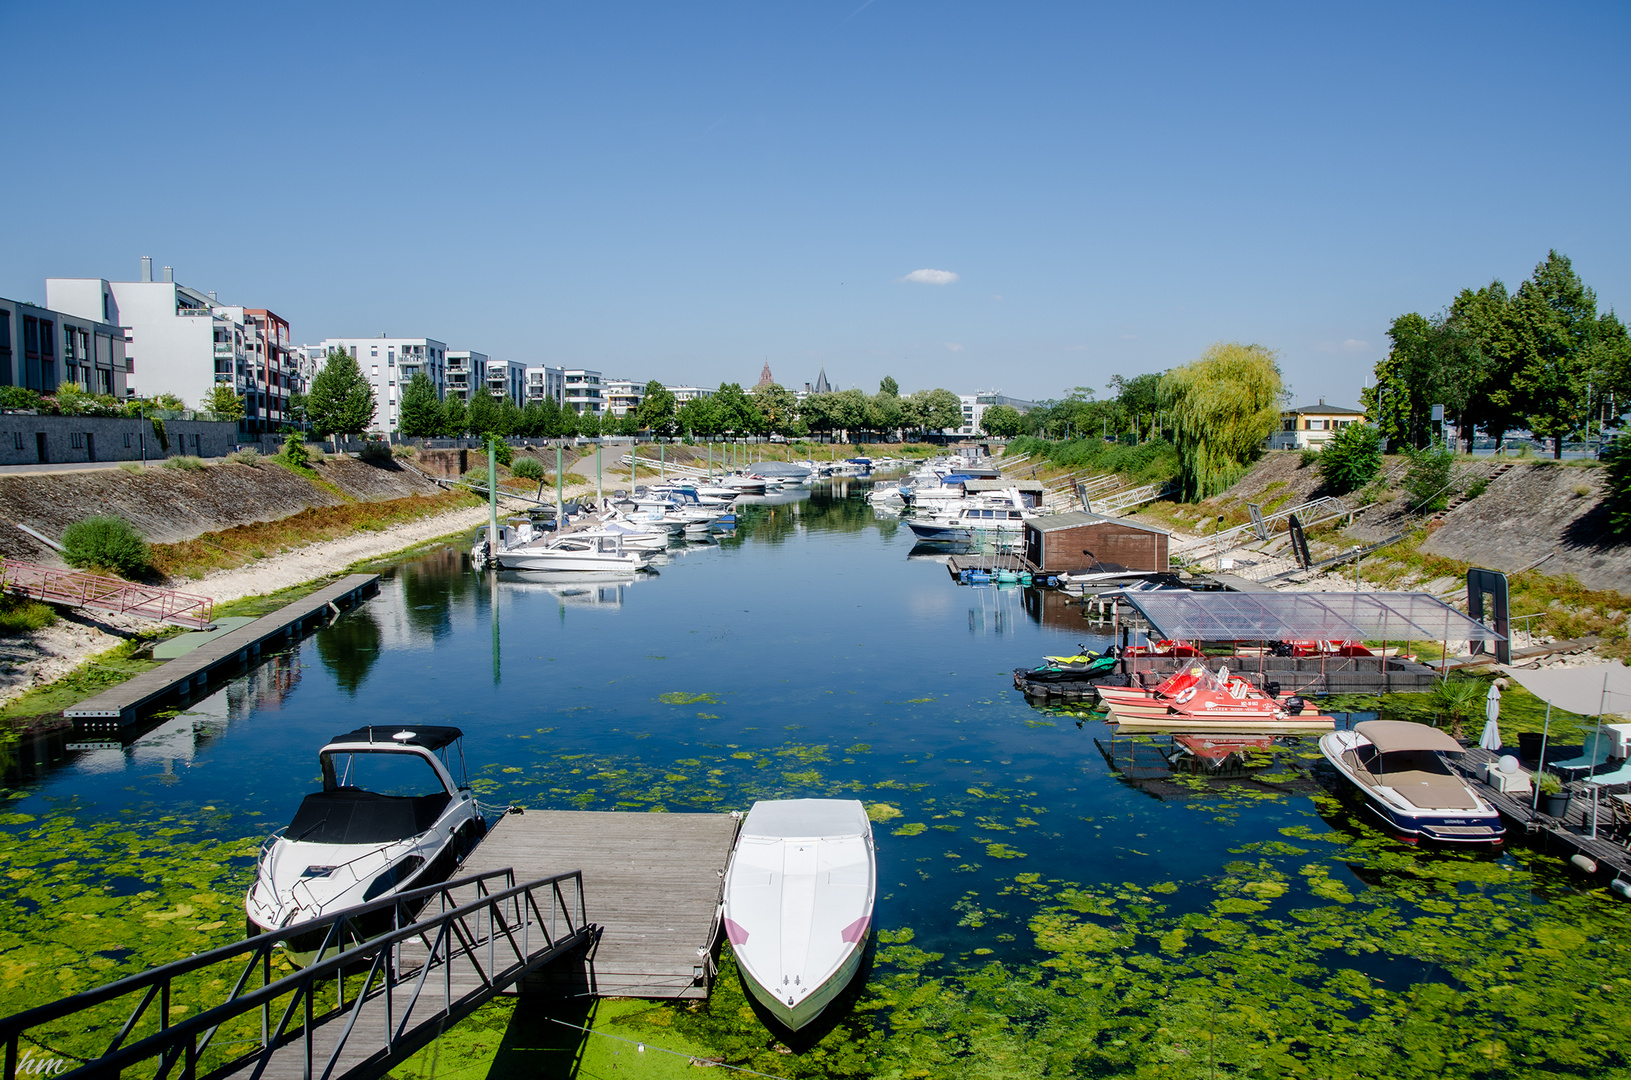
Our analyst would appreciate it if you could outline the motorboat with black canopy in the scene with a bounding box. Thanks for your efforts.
[245,725,487,962]
[1319,720,1504,846]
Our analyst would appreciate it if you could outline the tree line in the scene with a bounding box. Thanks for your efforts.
[1364,251,1630,455]
[297,352,974,442]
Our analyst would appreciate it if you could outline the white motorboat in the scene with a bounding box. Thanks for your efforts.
[722,799,876,1031]
[1319,721,1505,847]
[497,530,649,572]
[245,726,486,963]
[905,501,1033,544]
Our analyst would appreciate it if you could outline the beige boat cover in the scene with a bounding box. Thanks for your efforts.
[1355,719,1464,754]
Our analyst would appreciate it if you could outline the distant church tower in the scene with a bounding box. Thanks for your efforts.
[812,366,832,394]
[757,361,774,389]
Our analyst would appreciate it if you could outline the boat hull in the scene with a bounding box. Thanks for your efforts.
[740,940,863,1031]
[496,550,644,573]
[1317,731,1505,847]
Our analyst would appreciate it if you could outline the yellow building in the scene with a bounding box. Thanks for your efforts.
[1269,398,1366,451]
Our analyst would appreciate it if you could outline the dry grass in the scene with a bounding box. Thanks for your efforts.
[149,489,481,580]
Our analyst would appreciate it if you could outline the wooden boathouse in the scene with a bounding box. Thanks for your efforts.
[1023,511,1171,574]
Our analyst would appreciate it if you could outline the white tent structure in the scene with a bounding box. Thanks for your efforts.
[1498,663,1631,833]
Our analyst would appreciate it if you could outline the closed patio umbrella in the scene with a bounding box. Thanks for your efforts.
[1478,682,1502,752]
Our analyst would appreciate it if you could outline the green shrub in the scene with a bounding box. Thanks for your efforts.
[1401,441,1457,512]
[358,439,393,462]
[280,433,310,469]
[305,444,327,464]
[0,386,42,411]
[163,455,205,471]
[1463,477,1489,501]
[0,594,58,636]
[511,457,546,481]
[62,516,151,578]
[1004,435,1178,487]
[1317,423,1382,496]
[1299,448,1320,467]
[1604,438,1631,539]
[493,440,513,467]
[118,462,145,474]
[225,448,261,465]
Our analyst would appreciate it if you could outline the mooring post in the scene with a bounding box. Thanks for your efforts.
[488,438,499,565]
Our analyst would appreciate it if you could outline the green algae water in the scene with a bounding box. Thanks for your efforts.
[2,480,1628,1078]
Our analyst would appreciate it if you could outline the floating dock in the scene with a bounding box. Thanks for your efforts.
[460,809,742,999]
[65,573,379,727]
[1449,746,1631,888]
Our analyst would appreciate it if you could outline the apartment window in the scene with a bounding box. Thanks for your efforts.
[102,293,111,321]
[371,365,380,376]
[371,346,378,356]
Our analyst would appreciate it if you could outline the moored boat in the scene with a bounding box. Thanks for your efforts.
[1319,721,1505,846]
[722,799,876,1031]
[245,726,487,963]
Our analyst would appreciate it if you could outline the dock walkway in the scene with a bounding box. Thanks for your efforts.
[461,809,741,999]
[1451,746,1631,886]
[65,574,378,727]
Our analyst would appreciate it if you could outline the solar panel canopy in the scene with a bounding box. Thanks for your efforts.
[1119,591,1503,643]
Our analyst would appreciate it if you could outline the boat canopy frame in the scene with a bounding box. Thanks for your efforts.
[1116,591,1504,646]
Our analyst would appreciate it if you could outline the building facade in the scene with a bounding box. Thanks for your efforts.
[0,296,129,399]
[563,369,603,414]
[486,359,527,406]
[603,378,644,417]
[48,260,293,434]
[316,337,448,434]
[446,350,487,403]
[1269,399,1367,451]
[667,385,714,405]
[955,390,1037,436]
[525,365,564,407]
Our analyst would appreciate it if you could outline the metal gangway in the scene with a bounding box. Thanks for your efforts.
[0,869,593,1080]
[1172,495,1352,560]
[1086,480,1175,517]
[0,559,214,629]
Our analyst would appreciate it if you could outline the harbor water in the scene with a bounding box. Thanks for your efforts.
[1,477,1627,1078]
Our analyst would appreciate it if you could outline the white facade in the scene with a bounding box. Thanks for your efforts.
[317,337,448,434]
[525,365,564,406]
[1268,401,1368,451]
[447,350,488,403]
[954,390,1036,436]
[48,261,294,432]
[563,368,603,414]
[667,385,715,405]
[0,296,129,399]
[486,359,527,406]
[603,378,644,417]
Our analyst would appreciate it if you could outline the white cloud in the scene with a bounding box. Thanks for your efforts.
[943,342,964,352]
[898,268,959,285]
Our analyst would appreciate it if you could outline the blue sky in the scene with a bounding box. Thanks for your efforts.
[3,1,1627,406]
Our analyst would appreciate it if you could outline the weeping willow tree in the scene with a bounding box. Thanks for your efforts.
[1159,342,1283,501]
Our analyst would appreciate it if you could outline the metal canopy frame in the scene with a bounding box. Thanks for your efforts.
[1117,590,1504,645]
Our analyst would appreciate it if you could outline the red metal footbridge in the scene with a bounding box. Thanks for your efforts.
[0,559,214,629]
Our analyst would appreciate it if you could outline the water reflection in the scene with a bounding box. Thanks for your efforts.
[314,608,383,695]
[1088,725,1325,802]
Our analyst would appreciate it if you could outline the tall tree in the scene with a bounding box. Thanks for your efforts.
[923,389,965,434]
[678,396,720,437]
[636,381,677,435]
[750,382,799,435]
[980,404,1023,437]
[576,409,602,438]
[440,394,467,437]
[1160,342,1282,501]
[868,391,903,439]
[465,388,502,440]
[306,349,377,436]
[879,375,899,397]
[713,382,764,435]
[203,385,246,422]
[397,373,440,437]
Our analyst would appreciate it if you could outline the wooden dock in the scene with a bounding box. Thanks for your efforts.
[65,574,379,728]
[461,809,742,999]
[1451,746,1631,887]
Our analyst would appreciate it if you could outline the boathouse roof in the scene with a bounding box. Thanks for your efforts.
[1116,591,1503,644]
[1028,512,1171,535]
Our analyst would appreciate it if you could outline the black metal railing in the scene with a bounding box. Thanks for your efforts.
[0,867,590,1080]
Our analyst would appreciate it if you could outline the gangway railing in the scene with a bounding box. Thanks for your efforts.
[1088,481,1174,517]
[0,868,593,1080]
[0,559,214,629]
[1172,495,1352,558]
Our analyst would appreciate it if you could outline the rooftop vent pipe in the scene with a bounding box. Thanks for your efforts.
[140,256,152,282]
[163,266,173,283]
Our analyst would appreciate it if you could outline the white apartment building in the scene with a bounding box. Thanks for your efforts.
[317,337,448,434]
[446,350,487,403]
[667,385,715,405]
[525,365,564,407]
[603,378,644,417]
[563,368,603,414]
[0,296,129,399]
[48,259,295,434]
[954,390,1037,436]
[486,359,527,406]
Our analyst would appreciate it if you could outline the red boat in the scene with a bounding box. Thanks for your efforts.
[1097,663,1329,729]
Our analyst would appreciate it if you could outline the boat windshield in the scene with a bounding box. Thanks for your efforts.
[323,749,448,797]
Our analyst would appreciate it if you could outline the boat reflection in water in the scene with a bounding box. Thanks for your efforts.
[494,569,638,610]
[1087,721,1325,802]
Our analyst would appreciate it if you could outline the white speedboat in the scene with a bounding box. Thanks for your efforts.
[722,799,876,1031]
[497,531,649,572]
[905,502,1033,544]
[245,726,486,963]
[1319,721,1505,847]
